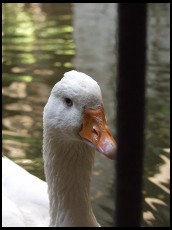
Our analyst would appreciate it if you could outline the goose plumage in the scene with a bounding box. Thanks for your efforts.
[2,70,116,227]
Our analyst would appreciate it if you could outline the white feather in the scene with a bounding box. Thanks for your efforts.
[2,157,49,227]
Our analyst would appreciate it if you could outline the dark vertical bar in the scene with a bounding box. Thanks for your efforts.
[115,4,147,227]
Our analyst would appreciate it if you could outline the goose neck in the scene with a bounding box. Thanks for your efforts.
[43,136,99,227]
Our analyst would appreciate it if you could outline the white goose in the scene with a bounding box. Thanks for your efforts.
[2,70,116,227]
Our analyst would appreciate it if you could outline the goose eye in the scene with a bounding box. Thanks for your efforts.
[65,98,73,107]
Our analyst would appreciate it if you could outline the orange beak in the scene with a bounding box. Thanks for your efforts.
[79,107,116,160]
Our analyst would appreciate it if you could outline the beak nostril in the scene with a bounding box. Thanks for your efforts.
[92,128,96,133]
[92,126,99,140]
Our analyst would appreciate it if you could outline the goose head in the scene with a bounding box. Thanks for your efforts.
[43,70,116,160]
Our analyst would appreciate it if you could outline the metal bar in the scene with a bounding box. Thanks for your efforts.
[115,3,147,227]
